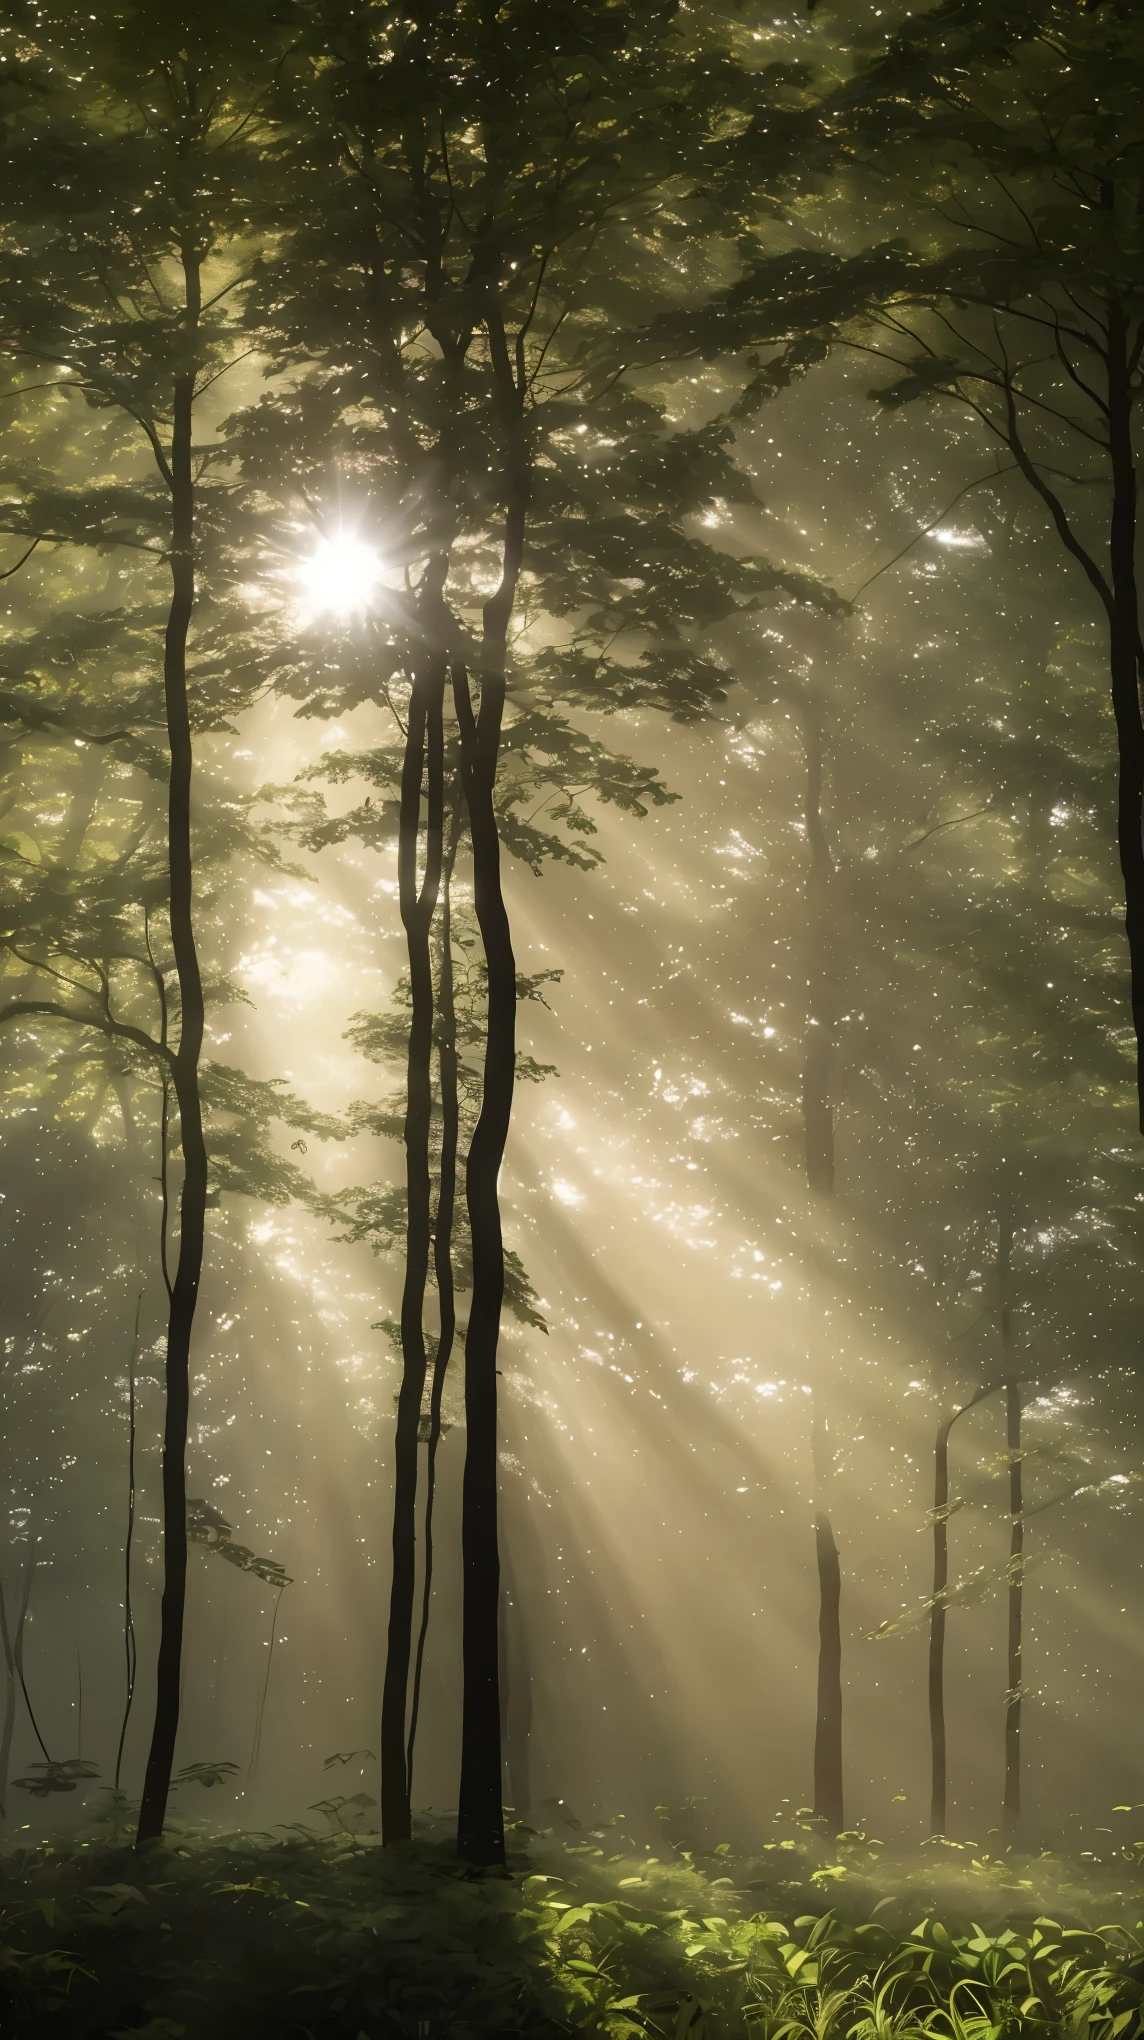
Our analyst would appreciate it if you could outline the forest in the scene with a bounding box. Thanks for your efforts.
[1,0,1144,2033]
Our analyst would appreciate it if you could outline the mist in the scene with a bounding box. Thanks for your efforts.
[2,2,1144,2035]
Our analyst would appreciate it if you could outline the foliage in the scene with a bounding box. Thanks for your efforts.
[172,1764,241,1792]
[2,1827,1144,2039]
[185,1500,293,1589]
[11,1760,99,1801]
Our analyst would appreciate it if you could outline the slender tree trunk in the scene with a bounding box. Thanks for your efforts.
[114,1294,142,1793]
[802,696,836,1196]
[801,691,844,1833]
[0,1548,35,1820]
[0,1580,13,1822]
[453,293,528,1867]
[928,1415,952,1836]
[811,1403,843,1833]
[1003,1377,1022,1836]
[9,1543,49,1768]
[249,1582,285,1785]
[929,1376,1005,1839]
[454,645,514,1869]
[407,789,462,1798]
[138,252,209,1846]
[1104,296,1144,1132]
[999,1205,1022,1836]
[381,646,446,1844]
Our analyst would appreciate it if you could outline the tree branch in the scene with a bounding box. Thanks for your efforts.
[0,991,171,1069]
[851,467,1016,602]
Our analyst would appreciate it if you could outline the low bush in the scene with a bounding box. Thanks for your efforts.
[2,1819,1144,2039]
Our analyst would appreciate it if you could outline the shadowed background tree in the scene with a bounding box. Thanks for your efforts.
[834,0,1144,1130]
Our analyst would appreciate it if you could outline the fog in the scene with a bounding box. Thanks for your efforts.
[4,335,1140,1866]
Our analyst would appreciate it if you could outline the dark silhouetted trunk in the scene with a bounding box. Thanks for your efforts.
[999,1206,1022,1835]
[802,695,836,1196]
[7,1539,50,1768]
[1104,294,1144,1132]
[928,1412,952,1837]
[407,786,462,1797]
[138,251,209,1846]
[249,1582,285,1785]
[928,1376,1002,1836]
[0,1584,13,1823]
[0,1547,35,1819]
[454,295,527,1867]
[114,1294,142,1792]
[801,691,844,1833]
[381,645,446,1844]
[454,642,514,1869]
[811,1405,843,1832]
[1003,1377,1023,1835]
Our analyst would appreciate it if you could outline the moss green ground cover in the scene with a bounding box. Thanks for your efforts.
[3,1817,1144,2039]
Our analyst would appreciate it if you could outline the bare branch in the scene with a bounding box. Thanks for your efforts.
[900,806,999,854]
[0,539,41,581]
[0,995,170,1067]
[851,467,1016,602]
[1000,371,1115,620]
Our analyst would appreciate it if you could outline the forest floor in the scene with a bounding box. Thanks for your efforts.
[2,1811,1143,2039]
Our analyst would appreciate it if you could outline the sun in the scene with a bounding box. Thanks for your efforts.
[297,533,384,619]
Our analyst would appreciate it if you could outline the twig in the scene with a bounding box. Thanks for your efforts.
[248,1583,285,1783]
[850,468,1016,602]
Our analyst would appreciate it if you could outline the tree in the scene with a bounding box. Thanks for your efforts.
[692,257,1144,1834]
[926,1378,999,1838]
[0,0,302,1841]
[799,686,845,1834]
[234,0,839,1862]
[838,0,1144,1131]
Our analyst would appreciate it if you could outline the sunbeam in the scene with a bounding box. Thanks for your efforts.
[2,1,1144,2029]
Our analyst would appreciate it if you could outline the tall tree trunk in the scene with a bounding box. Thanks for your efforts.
[999,1205,1022,1836]
[801,691,844,1833]
[138,250,208,1846]
[454,292,528,1868]
[1104,294,1144,1132]
[928,1376,1002,1839]
[811,1404,843,1832]
[928,1412,952,1837]
[0,1548,35,1821]
[114,1294,142,1793]
[406,786,462,1798]
[381,645,446,1844]
[454,642,514,1869]
[1003,1377,1022,1836]
[802,695,836,1197]
[0,1580,13,1824]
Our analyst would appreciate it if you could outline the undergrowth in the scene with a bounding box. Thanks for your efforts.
[3,1816,1144,2039]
